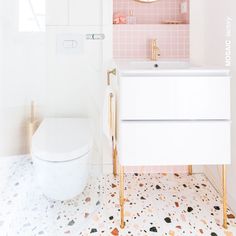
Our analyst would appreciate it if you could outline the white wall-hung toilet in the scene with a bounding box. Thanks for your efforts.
[32,118,93,201]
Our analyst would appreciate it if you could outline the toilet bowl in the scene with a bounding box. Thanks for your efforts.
[32,118,92,201]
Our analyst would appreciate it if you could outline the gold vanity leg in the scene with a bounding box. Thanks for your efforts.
[188,165,193,175]
[222,165,228,229]
[109,92,117,177]
[120,166,125,229]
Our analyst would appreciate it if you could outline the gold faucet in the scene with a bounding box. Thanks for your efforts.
[151,39,161,61]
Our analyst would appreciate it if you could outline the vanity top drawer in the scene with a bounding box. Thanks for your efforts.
[119,76,230,120]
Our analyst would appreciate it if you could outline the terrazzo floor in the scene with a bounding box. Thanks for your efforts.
[0,156,236,236]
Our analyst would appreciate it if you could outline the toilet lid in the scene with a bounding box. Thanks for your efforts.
[32,118,93,162]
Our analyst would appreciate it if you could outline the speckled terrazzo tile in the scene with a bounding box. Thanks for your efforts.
[0,156,102,236]
[0,156,236,236]
[80,173,236,236]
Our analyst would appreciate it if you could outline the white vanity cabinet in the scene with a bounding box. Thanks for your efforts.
[118,73,231,166]
[120,76,230,120]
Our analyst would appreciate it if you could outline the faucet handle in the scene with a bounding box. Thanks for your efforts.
[151,39,157,47]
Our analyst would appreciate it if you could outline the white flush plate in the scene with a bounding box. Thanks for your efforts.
[57,34,84,55]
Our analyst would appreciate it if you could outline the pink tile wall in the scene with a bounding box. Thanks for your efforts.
[113,0,189,24]
[113,0,189,59]
[113,24,189,59]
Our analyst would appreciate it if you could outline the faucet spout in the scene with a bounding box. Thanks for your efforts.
[151,39,161,61]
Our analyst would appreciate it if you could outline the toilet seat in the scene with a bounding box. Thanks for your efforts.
[32,118,92,162]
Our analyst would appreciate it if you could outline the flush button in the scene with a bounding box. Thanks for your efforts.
[57,34,84,54]
[63,40,78,48]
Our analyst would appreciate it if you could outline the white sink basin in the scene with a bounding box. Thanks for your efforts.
[130,60,190,69]
[116,60,230,76]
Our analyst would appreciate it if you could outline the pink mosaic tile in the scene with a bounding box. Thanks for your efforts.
[113,24,189,59]
[113,0,189,24]
[113,0,190,59]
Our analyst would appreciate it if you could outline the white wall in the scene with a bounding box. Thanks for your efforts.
[0,0,46,156]
[190,0,236,212]
[189,0,205,65]
[101,0,115,173]
[0,0,109,172]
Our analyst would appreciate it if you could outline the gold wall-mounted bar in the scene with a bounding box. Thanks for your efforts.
[28,101,37,154]
[107,68,117,86]
[109,93,114,135]
[109,92,117,177]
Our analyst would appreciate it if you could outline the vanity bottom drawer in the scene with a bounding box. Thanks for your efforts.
[119,121,231,166]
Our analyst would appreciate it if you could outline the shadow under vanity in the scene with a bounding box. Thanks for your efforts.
[108,0,231,230]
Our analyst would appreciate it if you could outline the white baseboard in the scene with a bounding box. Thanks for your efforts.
[102,164,204,175]
[102,164,113,174]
